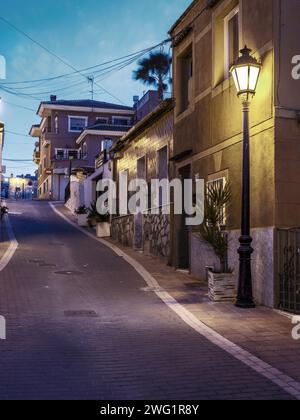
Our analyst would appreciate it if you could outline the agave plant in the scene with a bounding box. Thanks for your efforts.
[200,182,232,273]
[0,205,8,220]
[75,205,88,215]
[87,202,109,227]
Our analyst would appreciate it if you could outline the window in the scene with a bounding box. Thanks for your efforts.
[137,156,146,180]
[157,146,169,207]
[206,177,227,226]
[96,117,109,125]
[177,45,193,114]
[54,115,59,134]
[101,139,113,153]
[56,149,65,160]
[47,116,52,133]
[68,116,88,133]
[112,116,132,126]
[82,142,88,158]
[55,148,79,160]
[224,6,239,79]
[68,150,78,160]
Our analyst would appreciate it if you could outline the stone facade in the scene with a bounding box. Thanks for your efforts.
[143,212,172,262]
[111,215,135,248]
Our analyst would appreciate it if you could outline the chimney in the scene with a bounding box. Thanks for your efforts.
[50,95,57,102]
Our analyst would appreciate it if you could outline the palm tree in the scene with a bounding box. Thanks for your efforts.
[133,51,172,101]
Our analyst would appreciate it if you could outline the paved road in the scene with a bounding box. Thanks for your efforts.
[0,200,292,400]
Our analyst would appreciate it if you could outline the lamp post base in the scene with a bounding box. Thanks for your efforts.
[235,300,256,309]
[235,235,256,309]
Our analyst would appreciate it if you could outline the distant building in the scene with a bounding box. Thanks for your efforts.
[134,90,160,122]
[30,97,134,202]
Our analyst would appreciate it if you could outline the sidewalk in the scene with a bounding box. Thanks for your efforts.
[0,216,10,261]
[56,204,300,384]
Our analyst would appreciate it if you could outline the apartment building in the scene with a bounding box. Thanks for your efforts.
[30,97,134,201]
[65,91,161,213]
[169,0,300,308]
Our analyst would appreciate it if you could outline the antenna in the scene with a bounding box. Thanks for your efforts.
[87,75,95,101]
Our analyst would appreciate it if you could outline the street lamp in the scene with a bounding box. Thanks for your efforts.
[230,46,262,309]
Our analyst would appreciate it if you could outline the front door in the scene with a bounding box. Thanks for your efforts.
[177,164,191,269]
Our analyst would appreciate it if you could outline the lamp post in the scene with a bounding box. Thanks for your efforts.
[230,46,262,308]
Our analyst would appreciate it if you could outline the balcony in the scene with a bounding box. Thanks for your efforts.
[33,150,40,164]
[52,150,87,162]
[90,123,133,134]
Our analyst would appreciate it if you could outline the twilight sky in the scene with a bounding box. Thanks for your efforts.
[0,0,191,176]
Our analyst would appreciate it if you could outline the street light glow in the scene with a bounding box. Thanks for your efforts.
[230,46,261,100]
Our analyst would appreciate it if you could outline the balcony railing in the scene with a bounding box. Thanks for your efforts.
[52,151,87,161]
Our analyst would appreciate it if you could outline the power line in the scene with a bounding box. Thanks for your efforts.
[0,15,127,104]
[5,130,32,138]
[3,158,33,162]
[0,45,160,87]
[1,100,36,112]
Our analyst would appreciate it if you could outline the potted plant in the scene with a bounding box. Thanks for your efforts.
[95,212,110,238]
[0,205,8,220]
[87,202,111,238]
[75,205,88,227]
[200,182,235,302]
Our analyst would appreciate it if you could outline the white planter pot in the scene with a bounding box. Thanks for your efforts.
[96,222,111,238]
[208,270,236,303]
[77,214,88,227]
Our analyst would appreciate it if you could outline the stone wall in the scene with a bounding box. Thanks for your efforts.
[143,212,171,262]
[111,215,135,248]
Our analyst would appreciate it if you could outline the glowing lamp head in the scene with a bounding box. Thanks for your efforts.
[230,46,261,101]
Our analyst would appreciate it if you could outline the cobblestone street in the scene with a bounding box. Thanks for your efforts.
[0,200,296,400]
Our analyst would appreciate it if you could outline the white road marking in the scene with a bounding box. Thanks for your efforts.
[50,202,300,399]
[0,215,19,272]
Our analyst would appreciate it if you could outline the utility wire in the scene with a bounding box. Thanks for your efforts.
[3,158,33,162]
[0,15,126,104]
[1,100,36,112]
[0,44,160,86]
[5,130,32,138]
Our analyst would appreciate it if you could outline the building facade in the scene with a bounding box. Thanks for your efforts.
[30,97,134,202]
[66,91,165,214]
[169,0,300,307]
[111,99,174,262]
